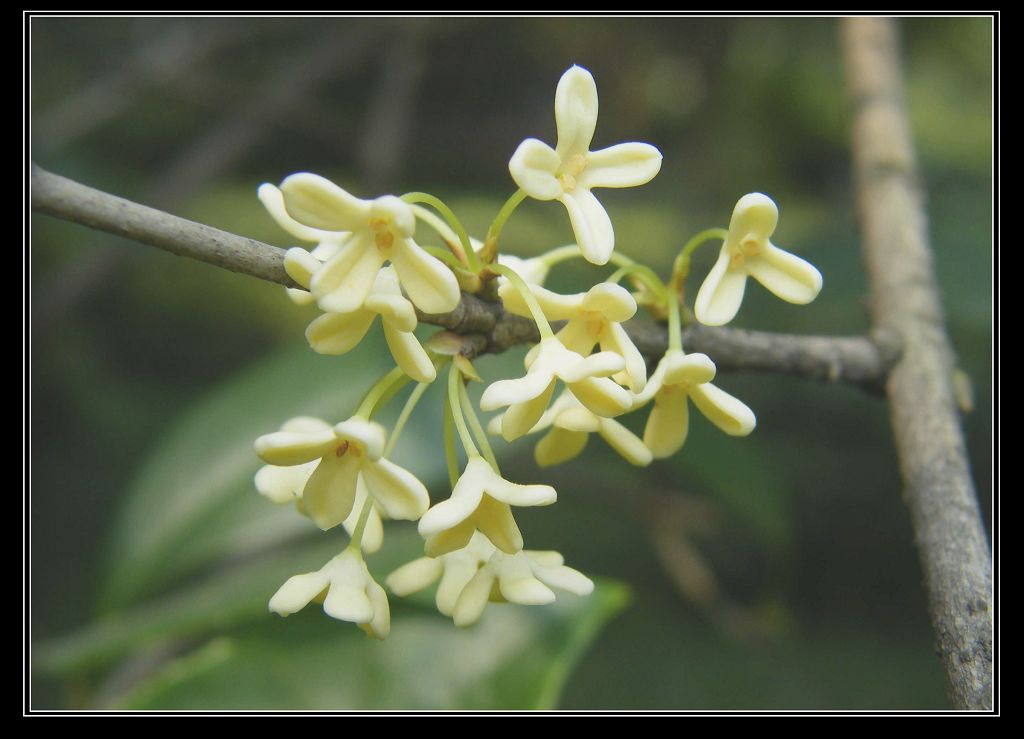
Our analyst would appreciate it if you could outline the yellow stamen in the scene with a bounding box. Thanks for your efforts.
[335,441,350,458]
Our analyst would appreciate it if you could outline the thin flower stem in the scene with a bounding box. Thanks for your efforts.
[448,363,479,456]
[458,379,500,472]
[347,494,376,555]
[673,227,728,282]
[402,192,480,272]
[442,392,460,488]
[488,263,555,340]
[668,289,683,352]
[538,244,584,269]
[355,366,408,419]
[485,188,527,246]
[383,381,431,458]
[411,203,470,267]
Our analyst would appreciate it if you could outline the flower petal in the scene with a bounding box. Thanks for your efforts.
[644,388,690,459]
[532,562,594,596]
[280,173,370,231]
[390,237,461,314]
[554,65,599,158]
[418,459,488,537]
[498,554,556,605]
[254,428,338,467]
[334,419,387,460]
[258,183,334,242]
[305,310,377,356]
[499,380,556,441]
[481,369,555,411]
[560,189,615,266]
[482,468,557,507]
[385,556,443,596]
[581,282,637,322]
[322,580,374,624]
[453,563,498,627]
[557,350,625,383]
[663,351,716,386]
[361,458,430,521]
[746,243,823,304]
[729,192,778,241]
[602,322,647,393]
[310,233,386,314]
[597,418,653,466]
[283,247,321,290]
[693,249,747,326]
[436,552,483,616]
[255,462,315,504]
[568,376,632,417]
[301,455,360,530]
[424,519,477,558]
[689,382,757,437]
[579,142,663,189]
[474,496,524,554]
[383,322,436,383]
[360,579,391,639]
[535,426,589,467]
[509,138,563,201]
[269,571,330,616]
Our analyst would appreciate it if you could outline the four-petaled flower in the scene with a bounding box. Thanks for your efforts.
[635,350,756,458]
[254,416,429,531]
[270,548,390,639]
[417,456,556,557]
[279,173,461,315]
[481,337,632,442]
[508,65,663,266]
[490,390,652,468]
[694,192,823,327]
[500,280,647,393]
[285,253,436,383]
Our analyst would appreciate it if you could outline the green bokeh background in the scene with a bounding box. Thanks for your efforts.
[30,16,992,710]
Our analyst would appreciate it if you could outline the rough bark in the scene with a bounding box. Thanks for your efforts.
[843,17,993,710]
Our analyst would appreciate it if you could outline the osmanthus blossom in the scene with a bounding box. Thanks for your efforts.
[258,183,346,306]
[634,350,757,459]
[489,390,652,468]
[500,280,647,393]
[254,416,429,531]
[508,65,662,266]
[417,456,556,557]
[270,547,390,639]
[386,532,594,628]
[450,547,594,628]
[694,193,823,327]
[285,251,436,383]
[481,337,633,442]
[255,446,385,554]
[278,172,461,315]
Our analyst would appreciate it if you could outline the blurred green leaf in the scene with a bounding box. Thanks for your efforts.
[97,334,447,611]
[112,580,629,710]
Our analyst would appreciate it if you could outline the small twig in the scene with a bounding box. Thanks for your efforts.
[843,17,992,710]
[31,162,897,390]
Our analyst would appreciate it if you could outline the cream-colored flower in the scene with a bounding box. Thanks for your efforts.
[500,280,646,393]
[254,416,429,531]
[385,531,496,617]
[694,193,823,326]
[480,336,632,441]
[450,548,594,628]
[634,350,756,458]
[417,456,556,557]
[387,532,593,627]
[300,263,436,383]
[259,183,346,306]
[269,548,390,639]
[278,173,461,315]
[489,391,651,468]
[508,66,662,266]
[255,438,384,553]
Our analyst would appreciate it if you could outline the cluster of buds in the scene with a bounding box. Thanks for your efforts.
[253,66,822,638]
